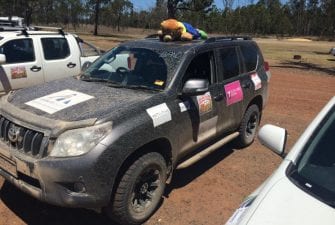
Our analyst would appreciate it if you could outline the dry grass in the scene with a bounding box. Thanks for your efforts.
[256,38,335,75]
[69,26,335,75]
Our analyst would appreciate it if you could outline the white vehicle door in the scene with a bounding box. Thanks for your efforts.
[0,37,44,92]
[40,36,80,82]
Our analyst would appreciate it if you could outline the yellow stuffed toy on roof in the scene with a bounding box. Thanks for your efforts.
[158,19,208,42]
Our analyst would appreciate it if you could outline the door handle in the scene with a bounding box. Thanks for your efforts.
[214,94,224,101]
[67,62,76,68]
[30,66,42,72]
[242,81,251,89]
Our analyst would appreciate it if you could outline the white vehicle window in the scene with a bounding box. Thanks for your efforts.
[41,38,70,60]
[0,38,35,63]
[79,41,100,57]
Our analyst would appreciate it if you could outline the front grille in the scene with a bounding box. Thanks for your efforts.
[0,115,49,158]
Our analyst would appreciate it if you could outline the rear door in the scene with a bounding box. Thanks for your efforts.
[40,36,81,82]
[239,44,264,106]
[0,37,44,92]
[215,46,245,132]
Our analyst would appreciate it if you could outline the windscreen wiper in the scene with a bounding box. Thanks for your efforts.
[80,76,123,87]
[123,84,160,91]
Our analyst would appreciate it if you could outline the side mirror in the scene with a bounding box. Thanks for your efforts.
[182,79,209,96]
[258,124,287,157]
[81,61,92,72]
[0,54,6,64]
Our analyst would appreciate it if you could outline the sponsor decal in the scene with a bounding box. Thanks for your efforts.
[146,103,172,127]
[154,80,165,86]
[179,101,191,112]
[11,66,27,79]
[197,92,213,115]
[25,89,94,114]
[250,73,262,90]
[224,81,243,106]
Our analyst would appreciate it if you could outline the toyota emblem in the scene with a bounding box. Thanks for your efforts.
[8,124,22,143]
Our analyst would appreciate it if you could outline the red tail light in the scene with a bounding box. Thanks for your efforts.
[264,61,270,72]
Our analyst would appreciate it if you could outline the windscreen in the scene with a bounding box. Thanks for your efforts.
[289,106,335,208]
[81,46,184,90]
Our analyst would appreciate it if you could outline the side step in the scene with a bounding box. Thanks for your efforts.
[176,132,239,169]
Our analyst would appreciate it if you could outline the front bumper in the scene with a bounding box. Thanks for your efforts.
[0,141,112,209]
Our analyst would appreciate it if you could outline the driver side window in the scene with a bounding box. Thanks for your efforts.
[183,51,214,85]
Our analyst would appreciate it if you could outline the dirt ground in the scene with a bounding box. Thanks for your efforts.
[0,65,334,225]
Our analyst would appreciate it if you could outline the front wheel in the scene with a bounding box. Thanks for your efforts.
[236,104,260,148]
[107,152,167,225]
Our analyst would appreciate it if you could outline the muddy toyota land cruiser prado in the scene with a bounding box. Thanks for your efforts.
[0,36,270,224]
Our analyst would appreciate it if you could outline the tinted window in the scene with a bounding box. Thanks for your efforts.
[41,38,70,60]
[219,47,240,80]
[82,47,169,90]
[241,45,258,72]
[0,39,35,63]
[183,52,214,84]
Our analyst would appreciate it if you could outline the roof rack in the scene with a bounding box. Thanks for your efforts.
[33,26,65,35]
[205,36,252,43]
[0,25,65,36]
[0,26,28,35]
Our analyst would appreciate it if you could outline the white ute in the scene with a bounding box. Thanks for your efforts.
[0,26,102,94]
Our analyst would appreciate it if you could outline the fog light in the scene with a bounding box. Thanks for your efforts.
[74,182,86,193]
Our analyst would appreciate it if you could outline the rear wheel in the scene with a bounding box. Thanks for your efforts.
[236,104,260,148]
[107,152,167,225]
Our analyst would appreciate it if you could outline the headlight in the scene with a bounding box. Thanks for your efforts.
[226,196,256,225]
[50,122,112,157]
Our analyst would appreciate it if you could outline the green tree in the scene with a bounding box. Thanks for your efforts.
[167,0,213,19]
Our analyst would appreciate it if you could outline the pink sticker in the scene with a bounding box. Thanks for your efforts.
[224,81,243,106]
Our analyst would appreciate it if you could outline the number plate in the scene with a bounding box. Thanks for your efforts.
[0,154,17,178]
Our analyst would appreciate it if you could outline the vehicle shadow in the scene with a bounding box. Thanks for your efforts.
[0,181,113,225]
[164,143,234,196]
[313,51,330,55]
[271,60,335,76]
[0,144,235,225]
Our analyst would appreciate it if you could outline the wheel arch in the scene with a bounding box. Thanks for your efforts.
[109,137,173,203]
[247,95,263,122]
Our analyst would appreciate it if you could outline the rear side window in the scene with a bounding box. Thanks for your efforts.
[240,45,259,72]
[0,38,35,63]
[219,47,240,80]
[41,38,70,60]
[79,41,100,57]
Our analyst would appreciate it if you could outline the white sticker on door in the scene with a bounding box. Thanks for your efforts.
[179,101,191,112]
[146,103,172,127]
[251,73,262,90]
[25,89,94,114]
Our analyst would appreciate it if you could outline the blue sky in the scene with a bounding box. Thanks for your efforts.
[131,0,224,11]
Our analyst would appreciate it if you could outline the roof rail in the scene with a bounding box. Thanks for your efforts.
[33,26,65,35]
[0,25,65,36]
[0,26,25,31]
[0,26,28,36]
[205,36,252,43]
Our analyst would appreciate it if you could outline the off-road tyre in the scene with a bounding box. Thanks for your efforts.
[236,104,260,148]
[107,152,167,225]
